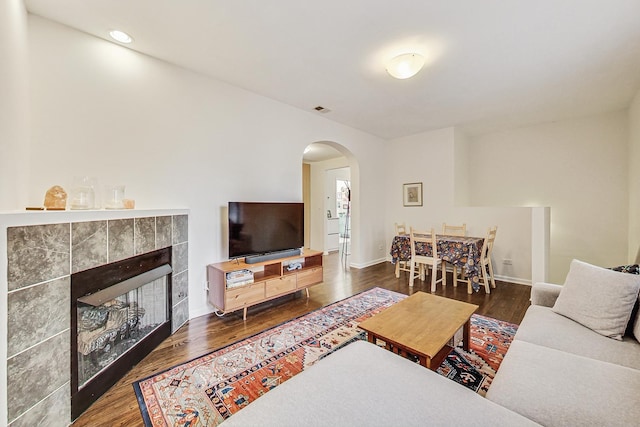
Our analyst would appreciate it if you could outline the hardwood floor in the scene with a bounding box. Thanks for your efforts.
[72,253,531,426]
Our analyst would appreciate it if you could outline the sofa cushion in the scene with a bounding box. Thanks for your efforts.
[486,340,640,427]
[552,259,640,340]
[220,340,539,426]
[515,305,640,370]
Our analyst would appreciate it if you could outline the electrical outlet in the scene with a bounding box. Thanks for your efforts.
[378,244,383,251]
[503,258,513,265]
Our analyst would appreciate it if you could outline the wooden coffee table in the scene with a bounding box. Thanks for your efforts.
[358,292,478,370]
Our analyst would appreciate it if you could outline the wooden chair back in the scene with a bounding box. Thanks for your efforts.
[410,228,438,261]
[481,226,498,264]
[443,223,466,287]
[455,226,498,294]
[442,223,466,237]
[395,222,408,236]
[409,227,445,291]
[393,222,411,278]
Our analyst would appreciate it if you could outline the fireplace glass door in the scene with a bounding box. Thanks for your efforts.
[77,276,168,388]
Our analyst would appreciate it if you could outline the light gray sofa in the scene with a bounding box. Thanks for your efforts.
[486,281,640,426]
[220,339,538,427]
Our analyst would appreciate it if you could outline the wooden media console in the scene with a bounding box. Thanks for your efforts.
[207,249,323,320]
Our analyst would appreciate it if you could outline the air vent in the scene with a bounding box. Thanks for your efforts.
[313,105,331,113]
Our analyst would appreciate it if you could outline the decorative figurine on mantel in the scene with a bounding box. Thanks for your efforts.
[43,185,67,210]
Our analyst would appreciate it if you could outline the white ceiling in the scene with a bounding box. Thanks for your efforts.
[24,0,640,139]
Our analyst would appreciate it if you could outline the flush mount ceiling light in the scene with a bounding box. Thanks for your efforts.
[386,53,425,79]
[109,30,133,44]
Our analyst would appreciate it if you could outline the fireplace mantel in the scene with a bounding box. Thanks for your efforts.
[0,207,189,226]
[1,209,189,426]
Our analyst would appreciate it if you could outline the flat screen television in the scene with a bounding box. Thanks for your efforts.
[228,202,304,260]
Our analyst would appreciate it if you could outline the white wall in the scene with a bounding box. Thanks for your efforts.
[453,128,470,206]
[384,127,534,283]
[386,127,457,225]
[0,0,29,211]
[26,16,387,318]
[468,111,629,283]
[0,2,29,422]
[629,90,640,263]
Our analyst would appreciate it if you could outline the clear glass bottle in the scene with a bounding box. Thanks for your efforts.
[70,176,96,210]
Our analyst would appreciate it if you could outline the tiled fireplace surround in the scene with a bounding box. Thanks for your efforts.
[1,209,189,426]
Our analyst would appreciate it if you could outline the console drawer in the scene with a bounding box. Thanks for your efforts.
[265,275,297,298]
[297,267,323,288]
[226,283,264,310]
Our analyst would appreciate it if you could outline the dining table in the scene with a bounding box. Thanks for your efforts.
[389,234,485,292]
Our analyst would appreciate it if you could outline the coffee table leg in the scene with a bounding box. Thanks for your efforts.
[367,332,376,345]
[463,319,471,351]
[420,356,429,368]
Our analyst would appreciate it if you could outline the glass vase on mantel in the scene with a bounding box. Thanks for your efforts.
[104,185,125,209]
[70,176,97,210]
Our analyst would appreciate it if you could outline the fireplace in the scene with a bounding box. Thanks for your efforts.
[3,211,188,425]
[71,247,172,420]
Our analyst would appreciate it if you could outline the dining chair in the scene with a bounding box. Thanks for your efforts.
[442,223,466,286]
[409,228,446,292]
[442,223,466,237]
[457,226,498,293]
[394,222,411,277]
[395,222,408,235]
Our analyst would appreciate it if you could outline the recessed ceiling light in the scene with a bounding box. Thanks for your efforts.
[109,30,133,44]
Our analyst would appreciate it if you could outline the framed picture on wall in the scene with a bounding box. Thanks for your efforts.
[403,182,423,207]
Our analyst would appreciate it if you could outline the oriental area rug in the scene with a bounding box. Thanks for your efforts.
[133,287,517,427]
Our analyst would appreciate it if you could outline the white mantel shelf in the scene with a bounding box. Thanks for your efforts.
[0,208,189,228]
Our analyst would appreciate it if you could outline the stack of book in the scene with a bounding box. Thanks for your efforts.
[226,269,254,288]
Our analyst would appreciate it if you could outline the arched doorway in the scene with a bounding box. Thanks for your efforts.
[302,141,359,267]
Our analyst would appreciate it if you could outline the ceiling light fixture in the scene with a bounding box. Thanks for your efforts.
[386,53,425,79]
[109,30,133,44]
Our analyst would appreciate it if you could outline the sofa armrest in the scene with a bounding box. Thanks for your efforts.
[530,282,563,307]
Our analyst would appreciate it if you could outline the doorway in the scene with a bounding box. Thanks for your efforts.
[302,142,356,266]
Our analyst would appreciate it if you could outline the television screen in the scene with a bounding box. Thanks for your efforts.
[228,202,304,259]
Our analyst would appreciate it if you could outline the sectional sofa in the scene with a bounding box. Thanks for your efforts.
[487,260,640,426]
[221,260,640,426]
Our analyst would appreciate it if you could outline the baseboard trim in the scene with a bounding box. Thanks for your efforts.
[494,275,531,286]
[189,306,212,319]
[350,257,387,269]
